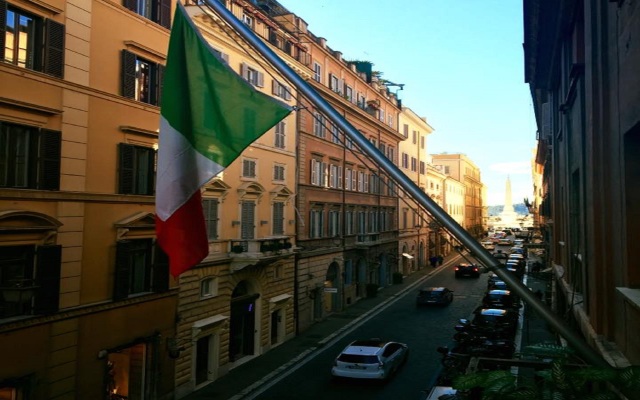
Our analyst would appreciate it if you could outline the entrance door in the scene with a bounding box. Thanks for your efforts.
[195,336,210,385]
[270,309,280,345]
[229,285,259,362]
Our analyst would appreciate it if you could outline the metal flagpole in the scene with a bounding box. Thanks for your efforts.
[201,0,608,368]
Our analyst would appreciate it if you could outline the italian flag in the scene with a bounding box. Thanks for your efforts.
[156,3,292,277]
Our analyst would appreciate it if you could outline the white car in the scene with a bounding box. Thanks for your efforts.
[331,339,409,380]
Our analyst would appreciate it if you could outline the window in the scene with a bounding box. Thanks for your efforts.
[309,209,324,238]
[200,277,218,298]
[411,157,417,172]
[412,130,417,144]
[114,239,169,300]
[242,159,256,178]
[345,85,353,102]
[356,93,366,109]
[121,50,164,106]
[345,168,352,191]
[331,124,340,144]
[273,164,285,181]
[420,161,426,175]
[0,245,61,318]
[329,73,342,94]
[1,4,65,78]
[387,146,395,164]
[241,13,253,27]
[329,164,342,188]
[240,62,264,87]
[241,201,255,241]
[313,62,322,83]
[344,260,353,285]
[313,113,326,138]
[272,201,284,235]
[358,171,365,192]
[203,198,219,240]
[0,122,61,190]
[401,153,409,169]
[388,114,393,127]
[123,0,171,28]
[274,121,286,148]
[272,80,292,101]
[118,143,156,195]
[310,159,327,186]
[345,210,353,235]
[421,136,425,149]
[403,124,409,138]
[328,209,340,237]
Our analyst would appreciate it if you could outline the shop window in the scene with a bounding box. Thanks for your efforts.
[106,343,147,399]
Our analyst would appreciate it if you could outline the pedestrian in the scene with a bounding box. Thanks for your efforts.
[429,256,438,268]
[437,255,444,266]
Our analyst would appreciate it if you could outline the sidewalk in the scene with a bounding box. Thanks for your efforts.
[183,252,557,400]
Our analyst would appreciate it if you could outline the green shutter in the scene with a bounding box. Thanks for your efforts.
[39,129,61,190]
[118,143,135,194]
[34,245,61,315]
[153,243,169,292]
[44,19,65,78]
[121,50,137,99]
[114,241,133,300]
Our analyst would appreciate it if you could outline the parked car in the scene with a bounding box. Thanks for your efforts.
[482,289,520,310]
[497,238,513,246]
[454,263,480,278]
[331,339,409,380]
[470,308,519,336]
[416,287,454,306]
[481,241,496,251]
[492,251,508,263]
[487,273,509,290]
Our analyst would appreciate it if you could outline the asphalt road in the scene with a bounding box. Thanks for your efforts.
[252,255,494,400]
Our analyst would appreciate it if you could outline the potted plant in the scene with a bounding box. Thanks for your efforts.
[231,244,244,253]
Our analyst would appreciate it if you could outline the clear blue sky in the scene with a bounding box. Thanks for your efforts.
[277,0,537,206]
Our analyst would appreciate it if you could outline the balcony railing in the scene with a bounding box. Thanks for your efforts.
[227,237,294,272]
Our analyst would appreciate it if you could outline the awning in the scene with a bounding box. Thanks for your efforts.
[402,253,414,259]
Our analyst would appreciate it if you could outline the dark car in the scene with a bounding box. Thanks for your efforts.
[416,287,454,306]
[454,263,480,278]
[481,289,520,310]
[492,251,509,264]
[487,273,509,290]
[471,308,519,336]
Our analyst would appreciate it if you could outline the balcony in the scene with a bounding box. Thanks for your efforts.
[354,231,398,248]
[228,237,294,272]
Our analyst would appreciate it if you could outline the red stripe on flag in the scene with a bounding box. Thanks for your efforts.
[156,191,209,277]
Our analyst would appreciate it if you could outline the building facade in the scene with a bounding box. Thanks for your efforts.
[0,0,178,398]
[397,107,434,273]
[431,153,486,238]
[524,0,639,365]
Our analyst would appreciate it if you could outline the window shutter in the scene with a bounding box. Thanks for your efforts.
[33,245,62,315]
[272,80,279,95]
[147,147,157,195]
[118,143,135,194]
[39,129,61,190]
[310,159,317,185]
[240,62,248,79]
[203,198,219,239]
[153,244,170,292]
[241,201,255,240]
[121,50,137,99]
[153,64,164,107]
[257,71,264,87]
[338,166,343,189]
[273,202,284,235]
[123,0,136,12]
[284,85,291,101]
[0,0,6,62]
[44,19,65,78]
[158,0,171,29]
[114,241,133,300]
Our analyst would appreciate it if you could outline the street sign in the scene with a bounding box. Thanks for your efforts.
[324,287,338,293]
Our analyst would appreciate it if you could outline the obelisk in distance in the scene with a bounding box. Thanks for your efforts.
[498,176,519,228]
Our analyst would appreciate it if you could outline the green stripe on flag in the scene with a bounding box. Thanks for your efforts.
[161,4,292,167]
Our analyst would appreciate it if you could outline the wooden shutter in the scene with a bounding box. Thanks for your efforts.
[118,143,135,194]
[33,245,61,315]
[114,241,133,300]
[153,243,169,292]
[241,201,255,240]
[273,202,284,235]
[153,64,164,107]
[0,0,7,62]
[158,0,171,29]
[44,19,65,78]
[145,147,156,195]
[39,129,61,190]
[257,71,264,87]
[121,50,137,99]
[123,0,137,12]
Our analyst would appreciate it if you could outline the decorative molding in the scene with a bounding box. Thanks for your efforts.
[0,96,62,115]
[123,40,166,61]
[120,125,159,138]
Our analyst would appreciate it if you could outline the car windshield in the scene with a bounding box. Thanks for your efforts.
[337,354,379,364]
